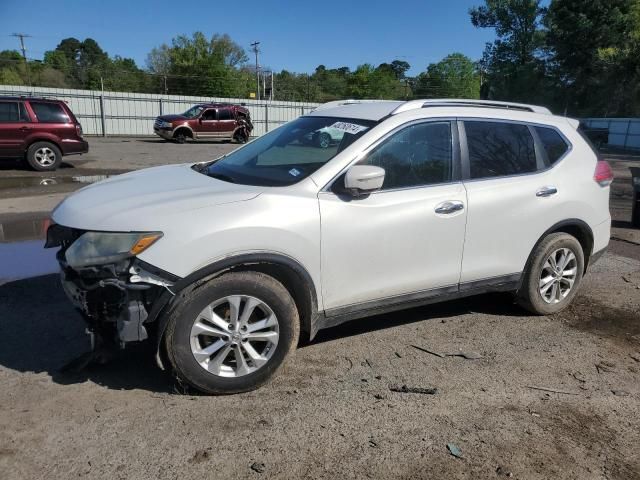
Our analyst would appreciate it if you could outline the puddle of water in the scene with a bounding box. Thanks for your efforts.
[0,239,58,284]
[0,217,58,284]
[0,174,113,191]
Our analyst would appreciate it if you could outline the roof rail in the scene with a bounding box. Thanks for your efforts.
[312,99,391,112]
[391,99,552,115]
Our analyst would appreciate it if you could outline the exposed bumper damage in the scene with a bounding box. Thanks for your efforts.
[47,224,179,349]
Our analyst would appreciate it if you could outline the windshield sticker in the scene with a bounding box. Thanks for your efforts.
[289,168,301,177]
[328,121,369,135]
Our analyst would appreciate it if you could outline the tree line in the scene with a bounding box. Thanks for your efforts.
[1,0,639,117]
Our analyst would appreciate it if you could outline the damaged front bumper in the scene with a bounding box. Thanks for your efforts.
[47,224,179,348]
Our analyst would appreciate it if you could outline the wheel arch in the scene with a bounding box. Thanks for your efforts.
[152,252,319,369]
[521,219,594,288]
[172,125,194,138]
[25,137,62,157]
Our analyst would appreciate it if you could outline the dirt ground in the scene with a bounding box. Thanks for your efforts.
[0,138,639,479]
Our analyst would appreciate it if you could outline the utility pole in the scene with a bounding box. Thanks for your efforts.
[250,41,260,100]
[11,33,32,86]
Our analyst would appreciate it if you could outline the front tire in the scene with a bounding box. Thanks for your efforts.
[164,272,299,394]
[26,141,62,171]
[517,233,584,315]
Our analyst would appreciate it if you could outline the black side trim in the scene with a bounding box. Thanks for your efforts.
[318,273,520,332]
[587,246,607,269]
[459,273,521,293]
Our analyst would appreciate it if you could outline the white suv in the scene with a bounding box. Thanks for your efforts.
[47,99,613,394]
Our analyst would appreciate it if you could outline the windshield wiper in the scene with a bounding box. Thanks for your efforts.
[207,172,236,183]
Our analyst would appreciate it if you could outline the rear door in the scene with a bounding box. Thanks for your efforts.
[319,120,467,311]
[216,108,236,138]
[0,101,31,158]
[459,119,563,285]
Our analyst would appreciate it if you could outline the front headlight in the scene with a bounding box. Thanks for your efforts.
[65,231,163,268]
[160,121,172,128]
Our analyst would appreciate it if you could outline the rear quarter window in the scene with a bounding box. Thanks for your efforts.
[29,102,70,123]
[465,121,537,179]
[534,126,570,165]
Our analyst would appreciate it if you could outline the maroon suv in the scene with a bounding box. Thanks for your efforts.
[0,96,88,171]
[154,103,253,144]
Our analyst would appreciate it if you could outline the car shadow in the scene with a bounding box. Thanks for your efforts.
[310,292,527,345]
[0,274,527,393]
[0,160,80,171]
[0,274,174,393]
[136,138,235,145]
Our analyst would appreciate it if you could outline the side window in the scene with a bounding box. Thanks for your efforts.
[465,121,536,179]
[218,108,233,120]
[29,102,69,123]
[360,122,453,190]
[201,109,217,121]
[0,102,20,122]
[535,126,569,165]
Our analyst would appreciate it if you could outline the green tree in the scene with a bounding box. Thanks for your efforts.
[470,0,548,103]
[415,53,480,98]
[146,32,249,96]
[545,0,640,116]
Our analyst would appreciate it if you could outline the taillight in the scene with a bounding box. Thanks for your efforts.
[594,160,613,187]
[76,124,83,138]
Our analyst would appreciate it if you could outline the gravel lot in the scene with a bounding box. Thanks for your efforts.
[0,138,639,479]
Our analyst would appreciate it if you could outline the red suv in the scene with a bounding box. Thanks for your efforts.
[0,97,88,171]
[154,103,253,144]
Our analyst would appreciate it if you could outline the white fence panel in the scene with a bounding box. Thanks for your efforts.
[0,85,319,137]
[583,118,640,150]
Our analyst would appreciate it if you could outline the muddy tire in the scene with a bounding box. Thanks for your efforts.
[26,141,62,171]
[164,272,299,394]
[517,233,584,315]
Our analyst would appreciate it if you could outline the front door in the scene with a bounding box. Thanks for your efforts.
[0,101,31,158]
[198,109,218,137]
[319,120,467,312]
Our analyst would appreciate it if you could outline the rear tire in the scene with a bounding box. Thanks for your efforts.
[517,233,584,315]
[164,272,299,394]
[26,141,62,171]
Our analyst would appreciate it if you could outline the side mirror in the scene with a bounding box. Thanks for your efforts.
[343,165,385,197]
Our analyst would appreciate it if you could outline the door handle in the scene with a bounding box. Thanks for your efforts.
[435,201,464,215]
[19,126,31,131]
[536,186,558,197]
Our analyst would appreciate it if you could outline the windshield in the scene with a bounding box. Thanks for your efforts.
[201,116,376,186]
[183,106,204,118]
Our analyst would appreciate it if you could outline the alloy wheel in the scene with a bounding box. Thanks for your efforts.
[34,147,56,167]
[539,247,578,304]
[190,295,279,377]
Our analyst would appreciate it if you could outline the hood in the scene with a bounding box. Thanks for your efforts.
[52,164,262,231]
[157,114,187,122]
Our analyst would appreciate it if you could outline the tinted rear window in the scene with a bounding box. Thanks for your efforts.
[535,126,569,165]
[30,102,70,123]
[465,121,536,179]
[218,109,233,120]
